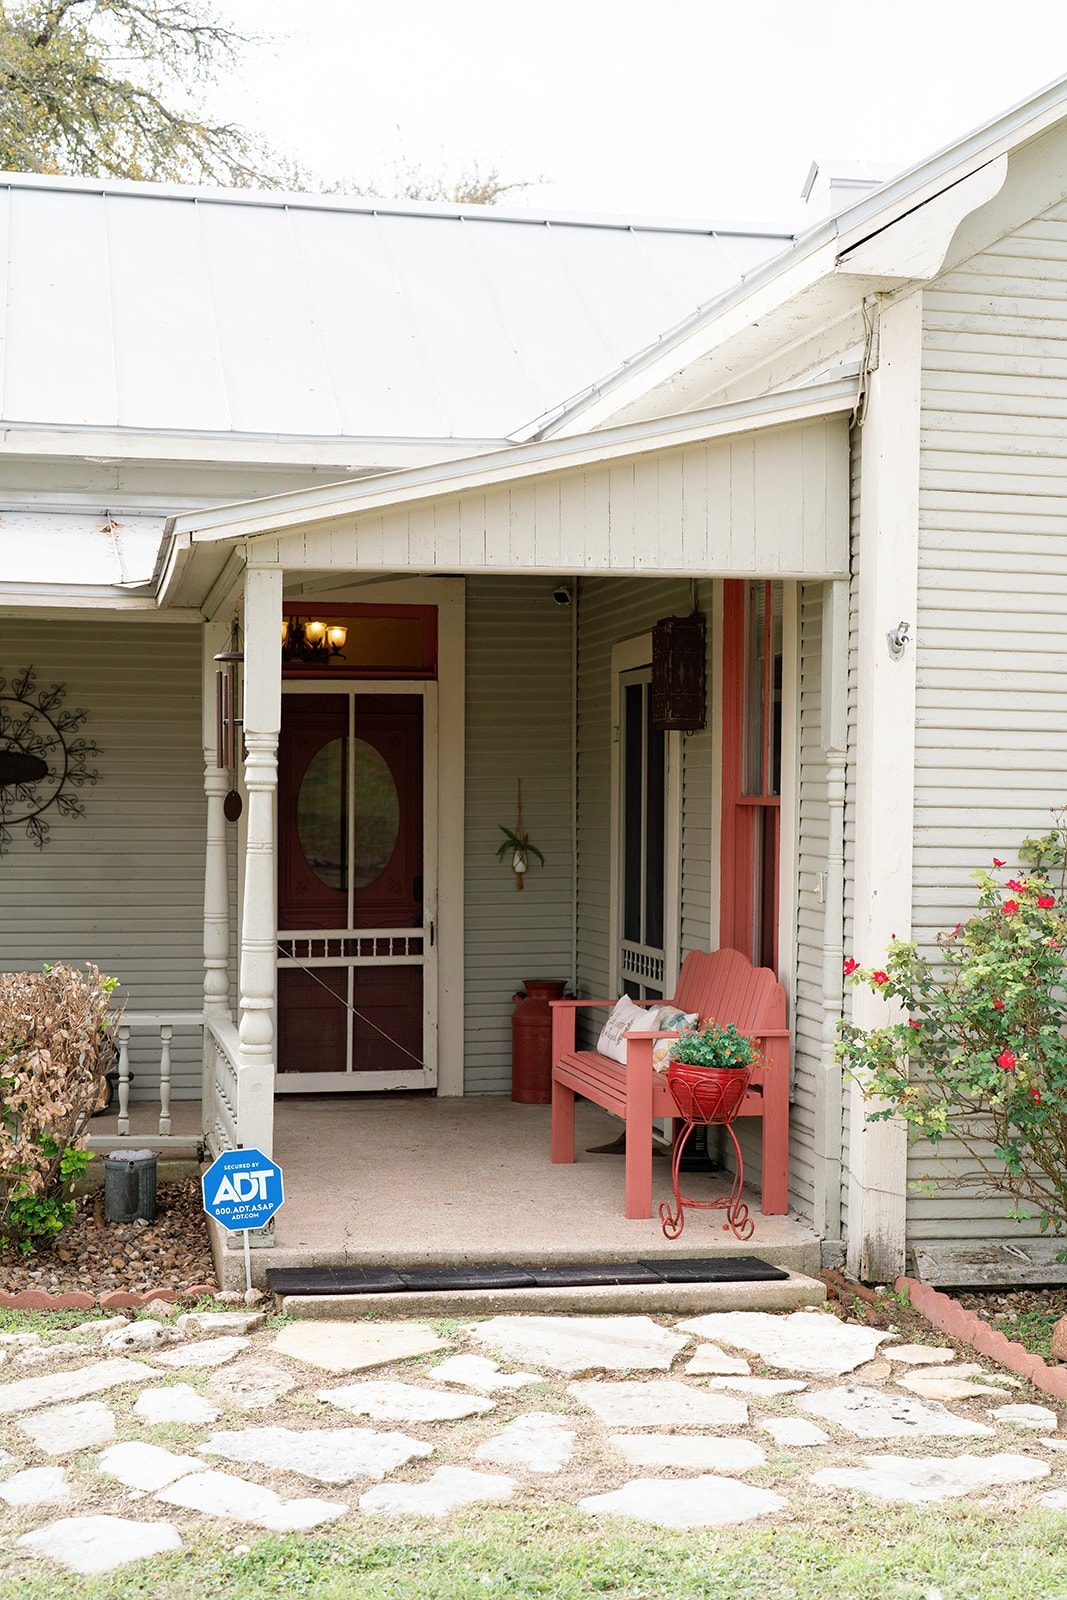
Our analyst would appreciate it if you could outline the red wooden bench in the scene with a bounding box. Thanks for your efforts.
[550,948,790,1220]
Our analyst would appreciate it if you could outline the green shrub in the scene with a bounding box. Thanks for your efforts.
[669,1019,760,1071]
[838,817,1067,1234]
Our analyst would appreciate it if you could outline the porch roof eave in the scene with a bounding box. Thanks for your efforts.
[155,377,856,608]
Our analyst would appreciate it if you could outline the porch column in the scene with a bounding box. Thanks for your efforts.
[847,292,920,1282]
[202,620,231,1021]
[237,561,283,1156]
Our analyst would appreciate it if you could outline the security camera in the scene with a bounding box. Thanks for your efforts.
[552,584,572,607]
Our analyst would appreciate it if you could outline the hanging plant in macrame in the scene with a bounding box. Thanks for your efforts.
[495,779,544,891]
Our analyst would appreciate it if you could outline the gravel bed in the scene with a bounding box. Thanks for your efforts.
[0,1181,215,1295]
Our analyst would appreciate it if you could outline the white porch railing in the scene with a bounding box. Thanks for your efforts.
[204,1012,241,1158]
[86,1011,205,1154]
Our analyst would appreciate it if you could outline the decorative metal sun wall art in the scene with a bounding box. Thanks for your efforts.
[0,668,99,852]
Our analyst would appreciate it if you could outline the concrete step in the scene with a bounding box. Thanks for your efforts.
[278,1270,826,1319]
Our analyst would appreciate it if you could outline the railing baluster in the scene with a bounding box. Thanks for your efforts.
[158,1023,173,1136]
[117,1024,131,1135]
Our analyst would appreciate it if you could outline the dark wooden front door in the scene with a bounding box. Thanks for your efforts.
[276,691,431,1088]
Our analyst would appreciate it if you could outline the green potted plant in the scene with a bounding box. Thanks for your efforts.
[666,1019,760,1123]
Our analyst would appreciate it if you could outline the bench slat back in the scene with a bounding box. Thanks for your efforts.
[672,947,785,1035]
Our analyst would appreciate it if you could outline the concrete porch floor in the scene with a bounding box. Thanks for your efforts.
[259,1096,820,1276]
[97,1095,822,1286]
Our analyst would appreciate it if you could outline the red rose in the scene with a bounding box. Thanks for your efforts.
[997,1050,1016,1072]
[843,958,860,976]
[1030,1088,1042,1104]
[993,858,1006,868]
[1038,895,1056,910]
[871,971,889,987]
[1003,901,1020,917]
[908,1019,921,1030]
[1006,880,1025,893]
[992,999,1005,1011]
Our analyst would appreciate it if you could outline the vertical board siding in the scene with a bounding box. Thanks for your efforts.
[0,620,205,1095]
[575,577,711,1040]
[463,577,574,1093]
[911,201,1067,1237]
[787,584,826,1225]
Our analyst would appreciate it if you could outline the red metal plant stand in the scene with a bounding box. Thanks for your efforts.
[659,1063,754,1242]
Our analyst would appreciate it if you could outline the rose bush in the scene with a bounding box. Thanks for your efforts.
[837,816,1067,1235]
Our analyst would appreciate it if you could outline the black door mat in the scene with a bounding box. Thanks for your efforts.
[267,1255,788,1296]
[641,1257,788,1283]
[398,1267,536,1292]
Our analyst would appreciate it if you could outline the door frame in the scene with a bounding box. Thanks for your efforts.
[608,633,682,999]
[275,680,438,1093]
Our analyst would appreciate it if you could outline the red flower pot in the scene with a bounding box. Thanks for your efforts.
[666,1062,751,1125]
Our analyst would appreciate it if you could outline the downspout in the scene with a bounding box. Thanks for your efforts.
[816,574,850,1251]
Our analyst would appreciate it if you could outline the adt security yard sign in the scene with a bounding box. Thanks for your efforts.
[202,1149,284,1291]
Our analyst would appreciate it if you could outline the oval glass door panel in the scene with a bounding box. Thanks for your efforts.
[297,736,348,890]
[353,737,400,889]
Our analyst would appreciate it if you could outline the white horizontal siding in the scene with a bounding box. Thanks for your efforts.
[0,619,205,1097]
[909,197,1067,1239]
[463,577,574,1094]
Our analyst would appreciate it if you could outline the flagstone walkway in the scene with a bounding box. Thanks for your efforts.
[0,1303,1063,1577]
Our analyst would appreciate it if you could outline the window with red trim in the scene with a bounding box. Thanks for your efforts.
[720,580,783,971]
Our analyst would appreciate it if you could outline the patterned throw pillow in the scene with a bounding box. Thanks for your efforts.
[596,995,662,1064]
[651,1007,699,1072]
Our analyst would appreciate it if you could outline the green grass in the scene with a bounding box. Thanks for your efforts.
[3,1503,1067,1600]
[989,1309,1061,1360]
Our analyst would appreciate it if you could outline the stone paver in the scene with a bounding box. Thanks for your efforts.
[103,1320,180,1353]
[0,1358,155,1417]
[796,1386,995,1440]
[1039,1489,1067,1510]
[360,1465,515,1517]
[679,1312,890,1377]
[470,1315,689,1375]
[431,1354,541,1393]
[897,1373,1004,1402]
[474,1413,575,1474]
[989,1403,1059,1431]
[885,1345,956,1365]
[581,1474,786,1529]
[317,1380,495,1424]
[16,1400,115,1455]
[134,1385,220,1426]
[177,1311,265,1336]
[705,1376,808,1396]
[568,1380,747,1429]
[154,1337,250,1370]
[611,1434,766,1472]
[199,1425,433,1484]
[0,1466,71,1506]
[760,1417,829,1447]
[208,1362,297,1411]
[97,1441,203,1491]
[18,1515,182,1575]
[684,1344,751,1376]
[156,1468,348,1532]
[273,1321,445,1374]
[812,1452,1050,1504]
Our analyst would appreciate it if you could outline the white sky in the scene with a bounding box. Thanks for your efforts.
[215,0,1067,224]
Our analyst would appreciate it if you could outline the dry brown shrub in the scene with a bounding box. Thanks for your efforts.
[0,963,121,1245]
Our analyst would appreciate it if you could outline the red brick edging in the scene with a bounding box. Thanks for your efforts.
[0,1284,218,1311]
[898,1275,1067,1402]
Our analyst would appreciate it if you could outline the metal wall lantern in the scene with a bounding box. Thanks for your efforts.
[652,612,707,733]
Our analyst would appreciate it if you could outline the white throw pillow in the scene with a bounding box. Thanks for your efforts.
[596,995,662,1064]
[651,1006,699,1072]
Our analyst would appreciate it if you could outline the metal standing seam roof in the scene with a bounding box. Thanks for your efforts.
[0,172,795,445]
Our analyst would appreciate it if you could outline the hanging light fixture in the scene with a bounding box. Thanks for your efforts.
[281,616,348,664]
